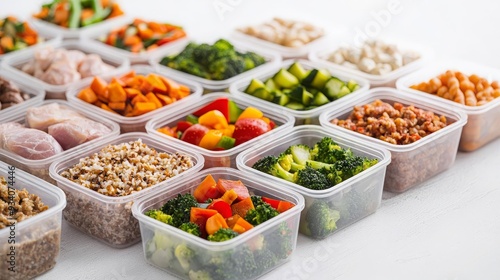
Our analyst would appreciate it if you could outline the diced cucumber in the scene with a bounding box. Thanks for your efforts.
[303,69,331,90]
[347,80,360,92]
[323,77,346,100]
[265,78,279,91]
[313,92,330,106]
[287,87,313,105]
[307,87,319,96]
[245,79,266,94]
[287,62,308,80]
[186,114,199,124]
[305,106,318,110]
[337,85,352,99]
[273,93,290,106]
[285,102,305,110]
[252,87,273,101]
[215,136,236,150]
[228,100,243,123]
[273,69,299,88]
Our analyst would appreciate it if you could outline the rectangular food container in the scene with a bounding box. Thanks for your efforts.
[66,65,203,133]
[132,167,304,280]
[146,93,295,169]
[0,100,120,184]
[0,39,130,99]
[229,59,370,125]
[0,161,66,280]
[237,125,390,239]
[149,39,281,91]
[309,38,432,87]
[396,60,500,152]
[80,16,190,64]
[0,71,45,120]
[49,133,204,248]
[319,88,467,193]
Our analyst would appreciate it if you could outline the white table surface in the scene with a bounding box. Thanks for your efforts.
[2,0,500,279]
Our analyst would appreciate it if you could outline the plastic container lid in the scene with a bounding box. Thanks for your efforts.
[309,38,433,87]
[0,70,45,120]
[229,59,370,124]
[149,39,281,91]
[80,16,190,64]
[66,65,203,133]
[146,93,295,168]
[0,39,130,99]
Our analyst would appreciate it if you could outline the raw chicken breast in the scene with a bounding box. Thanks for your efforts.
[26,103,82,131]
[0,122,24,146]
[41,60,82,85]
[48,117,111,150]
[78,54,113,78]
[2,128,63,160]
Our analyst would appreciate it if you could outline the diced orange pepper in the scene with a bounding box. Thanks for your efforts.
[277,201,295,213]
[198,110,228,129]
[145,92,163,109]
[157,127,176,137]
[205,213,229,235]
[199,130,223,150]
[219,189,238,205]
[237,107,264,121]
[222,124,235,137]
[124,88,141,99]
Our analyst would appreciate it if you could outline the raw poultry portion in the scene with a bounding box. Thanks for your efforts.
[2,127,63,160]
[26,103,82,131]
[48,117,111,150]
[0,77,30,110]
[21,47,114,85]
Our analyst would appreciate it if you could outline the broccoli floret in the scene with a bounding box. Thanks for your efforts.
[175,243,195,272]
[363,158,379,170]
[305,159,335,170]
[213,38,234,52]
[318,167,343,186]
[175,59,211,79]
[264,222,293,259]
[161,193,199,227]
[250,196,266,208]
[254,249,278,272]
[145,209,174,225]
[270,161,295,182]
[252,155,278,174]
[290,161,306,172]
[334,156,377,181]
[207,228,239,242]
[278,153,294,171]
[294,166,331,190]
[209,56,246,80]
[245,203,279,226]
[192,43,214,66]
[179,222,201,237]
[310,137,349,164]
[189,270,213,280]
[207,246,257,279]
[305,201,340,239]
[284,144,311,165]
[240,51,266,71]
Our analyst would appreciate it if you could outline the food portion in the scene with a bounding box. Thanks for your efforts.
[156,97,275,150]
[238,17,324,48]
[0,16,40,55]
[410,71,500,106]
[0,77,31,110]
[77,70,191,117]
[159,39,266,81]
[21,47,114,85]
[331,100,448,145]
[243,61,360,111]
[33,0,124,29]
[101,18,186,53]
[0,103,112,160]
[326,40,420,75]
[252,137,378,191]
[144,174,295,279]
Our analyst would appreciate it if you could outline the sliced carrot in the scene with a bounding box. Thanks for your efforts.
[146,44,158,51]
[109,3,125,18]
[145,92,162,109]
[138,28,154,40]
[23,36,37,46]
[77,87,98,104]
[148,21,167,33]
[22,22,37,36]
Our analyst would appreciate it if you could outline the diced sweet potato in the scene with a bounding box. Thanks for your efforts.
[77,87,97,104]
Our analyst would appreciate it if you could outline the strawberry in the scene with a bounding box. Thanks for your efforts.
[232,118,271,146]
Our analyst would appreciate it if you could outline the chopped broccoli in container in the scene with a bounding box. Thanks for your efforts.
[161,193,199,227]
[207,228,239,242]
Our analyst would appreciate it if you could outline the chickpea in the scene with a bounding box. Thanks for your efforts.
[464,89,477,106]
[491,81,499,89]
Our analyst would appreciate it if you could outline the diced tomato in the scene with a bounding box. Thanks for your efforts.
[207,200,232,218]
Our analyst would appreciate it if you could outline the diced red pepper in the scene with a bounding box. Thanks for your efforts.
[262,197,280,209]
[207,200,232,219]
[190,208,218,238]
[193,98,230,123]
[276,201,295,213]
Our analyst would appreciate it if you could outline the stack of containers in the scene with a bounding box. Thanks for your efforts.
[230,59,370,125]
[0,100,120,183]
[65,65,203,132]
[0,161,66,279]
[0,71,45,119]
[319,88,468,193]
[396,60,500,152]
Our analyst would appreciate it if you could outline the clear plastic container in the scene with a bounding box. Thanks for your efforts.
[80,16,190,64]
[149,39,281,91]
[396,60,500,152]
[229,59,370,125]
[30,15,126,39]
[0,71,45,120]
[319,88,468,193]
[132,167,304,280]
[0,161,66,280]
[0,39,130,99]
[236,125,391,239]
[309,38,432,87]
[66,65,203,133]
[146,93,295,169]
[49,133,204,248]
[0,100,120,184]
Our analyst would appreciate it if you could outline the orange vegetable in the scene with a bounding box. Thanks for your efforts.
[0,37,13,50]
[132,102,156,115]
[80,9,94,21]
[222,125,235,137]
[77,88,98,104]
[205,213,229,235]
[23,36,37,46]
[226,214,253,233]
[219,189,238,205]
[108,102,126,111]
[90,77,108,96]
[199,130,223,150]
[124,35,141,46]
[124,103,134,116]
[100,104,118,114]
[131,93,148,105]
[237,107,264,121]
[34,7,49,19]
[22,22,37,36]
[230,197,254,218]
[145,92,163,109]
[159,76,180,98]
[108,3,124,18]
[130,42,144,53]
[155,94,173,106]
[126,75,145,88]
[193,174,221,203]
[148,21,167,33]
[216,179,250,201]
[146,74,167,93]
[276,201,295,213]
[111,77,126,87]
[138,27,154,40]
[118,70,136,83]
[124,88,141,99]
[198,110,228,129]
[139,78,154,94]
[146,44,158,51]
[231,224,246,234]
[157,127,176,137]
[190,208,218,237]
[108,82,127,102]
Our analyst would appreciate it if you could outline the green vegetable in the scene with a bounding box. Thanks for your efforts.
[245,202,279,226]
[294,166,331,190]
[188,270,213,280]
[284,144,311,166]
[287,62,308,80]
[252,87,273,101]
[228,100,242,123]
[304,201,340,239]
[245,78,265,94]
[145,209,174,225]
[207,228,239,242]
[264,222,293,259]
[264,78,279,91]
[179,222,201,237]
[68,0,82,29]
[175,243,195,272]
[186,114,199,124]
[284,102,305,110]
[272,91,289,106]
[161,193,199,227]
[215,136,236,150]
[272,69,299,88]
[254,249,278,272]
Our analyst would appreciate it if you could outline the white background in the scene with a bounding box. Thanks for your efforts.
[1,0,500,279]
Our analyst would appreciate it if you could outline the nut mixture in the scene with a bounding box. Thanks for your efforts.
[61,139,194,197]
[410,70,500,106]
[0,176,49,229]
[0,77,30,110]
[238,18,324,48]
[326,40,420,75]
[332,100,448,145]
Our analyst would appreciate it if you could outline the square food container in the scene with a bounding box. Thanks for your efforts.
[309,38,432,87]
[80,16,190,64]
[396,60,500,152]
[132,167,304,280]
[146,93,295,169]
[0,39,130,99]
[49,133,204,248]
[0,100,120,183]
[66,65,203,133]
[319,88,468,193]
[0,161,66,280]
[0,71,45,120]
[237,125,391,239]
[149,39,281,91]
[229,59,370,125]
